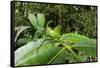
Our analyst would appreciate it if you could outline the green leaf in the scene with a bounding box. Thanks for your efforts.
[28,14,38,29]
[30,47,64,65]
[15,41,71,66]
[51,48,72,64]
[60,33,89,43]
[78,55,88,62]
[37,13,45,28]
[64,45,80,62]
[59,33,96,62]
[72,39,96,56]
[14,26,31,42]
[15,38,45,66]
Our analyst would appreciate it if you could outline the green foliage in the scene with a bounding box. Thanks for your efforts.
[14,2,97,39]
[28,14,38,30]
[13,2,97,66]
[14,26,31,42]
[73,39,96,56]
[15,39,45,66]
[60,33,96,62]
[28,13,45,30]
[60,33,89,43]
[37,13,45,28]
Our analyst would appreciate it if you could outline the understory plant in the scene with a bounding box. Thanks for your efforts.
[15,13,97,66]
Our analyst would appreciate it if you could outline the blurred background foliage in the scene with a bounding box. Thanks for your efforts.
[13,2,97,48]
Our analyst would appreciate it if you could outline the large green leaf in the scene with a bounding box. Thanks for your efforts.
[51,49,72,64]
[59,33,97,62]
[28,14,38,30]
[15,38,45,66]
[60,33,89,43]
[15,41,71,66]
[14,26,31,42]
[25,47,64,65]
[37,13,45,28]
[72,39,96,56]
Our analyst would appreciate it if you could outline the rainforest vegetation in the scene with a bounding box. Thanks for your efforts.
[12,1,97,66]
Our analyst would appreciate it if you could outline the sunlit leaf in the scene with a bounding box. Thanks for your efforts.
[28,14,38,29]
[15,41,71,66]
[60,33,89,43]
[37,13,45,28]
[72,39,96,56]
[15,38,45,66]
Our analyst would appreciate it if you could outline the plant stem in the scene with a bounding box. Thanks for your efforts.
[64,45,80,62]
[47,47,66,64]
